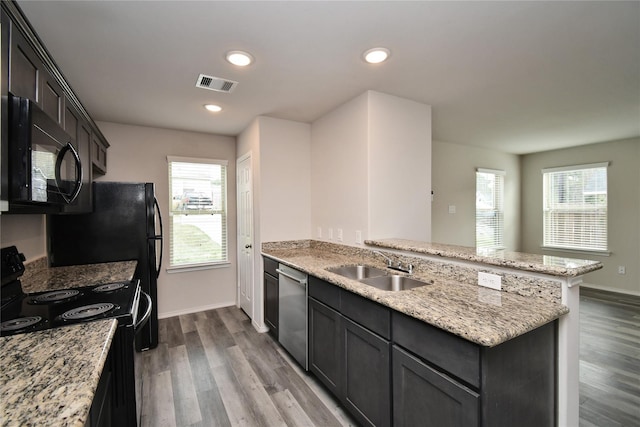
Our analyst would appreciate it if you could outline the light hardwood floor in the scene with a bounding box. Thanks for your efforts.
[138,306,356,427]
[579,288,640,427]
[139,289,639,427]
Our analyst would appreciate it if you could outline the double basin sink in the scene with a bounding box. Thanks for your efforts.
[326,265,433,292]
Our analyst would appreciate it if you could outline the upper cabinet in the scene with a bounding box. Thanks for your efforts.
[1,2,109,213]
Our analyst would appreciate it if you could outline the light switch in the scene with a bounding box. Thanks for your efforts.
[448,205,456,214]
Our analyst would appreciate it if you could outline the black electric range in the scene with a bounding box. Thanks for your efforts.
[0,280,141,336]
[0,245,150,426]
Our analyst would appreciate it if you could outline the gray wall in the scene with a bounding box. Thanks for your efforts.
[521,138,640,295]
[431,140,521,250]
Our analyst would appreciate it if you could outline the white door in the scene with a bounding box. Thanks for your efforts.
[237,155,253,318]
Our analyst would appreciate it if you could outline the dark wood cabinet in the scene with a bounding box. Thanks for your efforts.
[8,19,64,124]
[92,133,108,175]
[343,317,391,427]
[263,257,279,338]
[393,346,479,427]
[8,21,40,103]
[308,277,391,427]
[308,298,342,396]
[393,312,556,427]
[41,71,64,124]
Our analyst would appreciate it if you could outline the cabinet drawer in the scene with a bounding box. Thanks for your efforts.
[341,290,391,340]
[392,312,480,388]
[309,276,340,311]
[263,256,278,277]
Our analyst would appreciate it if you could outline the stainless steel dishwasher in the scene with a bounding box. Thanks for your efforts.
[277,263,308,370]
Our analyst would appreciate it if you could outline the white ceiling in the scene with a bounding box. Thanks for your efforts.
[17,1,640,155]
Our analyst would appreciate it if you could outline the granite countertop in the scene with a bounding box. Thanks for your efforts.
[21,258,138,293]
[0,319,117,427]
[365,238,602,277]
[262,246,569,347]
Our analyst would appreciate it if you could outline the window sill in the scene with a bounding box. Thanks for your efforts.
[166,262,231,274]
[541,246,611,257]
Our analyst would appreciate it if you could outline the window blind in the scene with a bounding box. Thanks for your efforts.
[542,163,608,252]
[167,156,228,269]
[476,169,505,249]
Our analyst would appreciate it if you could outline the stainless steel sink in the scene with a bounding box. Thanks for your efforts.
[326,265,387,280]
[360,274,433,292]
[326,265,433,291]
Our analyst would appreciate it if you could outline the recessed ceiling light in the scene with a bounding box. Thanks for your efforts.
[226,50,254,67]
[363,47,390,64]
[204,104,222,113]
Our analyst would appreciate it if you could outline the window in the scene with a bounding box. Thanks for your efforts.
[476,168,505,249]
[168,156,228,270]
[542,162,608,253]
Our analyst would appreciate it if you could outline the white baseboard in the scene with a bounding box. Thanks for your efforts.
[252,319,269,333]
[158,300,237,319]
[581,283,640,297]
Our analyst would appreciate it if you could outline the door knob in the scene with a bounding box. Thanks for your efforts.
[245,244,252,249]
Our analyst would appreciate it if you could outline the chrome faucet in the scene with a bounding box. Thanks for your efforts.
[373,250,394,267]
[372,250,414,275]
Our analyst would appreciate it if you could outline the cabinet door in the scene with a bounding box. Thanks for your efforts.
[343,317,391,427]
[393,346,479,427]
[92,133,108,174]
[264,272,279,338]
[308,298,342,397]
[9,23,41,102]
[41,71,64,124]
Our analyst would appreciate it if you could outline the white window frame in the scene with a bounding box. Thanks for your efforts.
[475,168,505,249]
[167,156,229,272]
[542,162,609,255]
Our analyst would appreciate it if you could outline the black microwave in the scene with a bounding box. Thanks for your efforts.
[8,95,83,207]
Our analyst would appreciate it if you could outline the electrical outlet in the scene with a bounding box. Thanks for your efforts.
[355,230,362,244]
[317,227,322,238]
[618,266,626,275]
[478,271,502,291]
[336,228,343,242]
[448,205,456,214]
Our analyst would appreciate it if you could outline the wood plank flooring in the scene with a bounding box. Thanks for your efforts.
[139,289,639,427]
[579,288,640,427]
[138,306,356,427]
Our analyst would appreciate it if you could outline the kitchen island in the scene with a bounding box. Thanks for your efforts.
[0,319,117,426]
[262,239,602,427]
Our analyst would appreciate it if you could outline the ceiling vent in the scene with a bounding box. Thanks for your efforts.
[195,74,238,93]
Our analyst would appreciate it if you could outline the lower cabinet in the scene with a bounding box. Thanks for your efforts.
[392,346,479,427]
[263,257,279,339]
[304,275,556,427]
[308,277,391,427]
[343,317,391,427]
[308,298,341,396]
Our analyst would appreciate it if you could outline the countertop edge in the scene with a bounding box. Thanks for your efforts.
[0,319,118,427]
[365,238,603,277]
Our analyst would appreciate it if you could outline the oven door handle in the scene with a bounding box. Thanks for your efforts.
[134,291,153,333]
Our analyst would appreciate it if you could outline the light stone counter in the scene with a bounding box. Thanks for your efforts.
[262,242,568,347]
[21,258,137,293]
[0,319,117,427]
[365,238,602,277]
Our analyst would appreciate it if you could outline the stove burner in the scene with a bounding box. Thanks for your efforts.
[60,303,117,321]
[30,289,81,304]
[1,316,43,332]
[93,283,125,293]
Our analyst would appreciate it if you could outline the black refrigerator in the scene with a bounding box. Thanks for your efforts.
[47,181,163,351]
